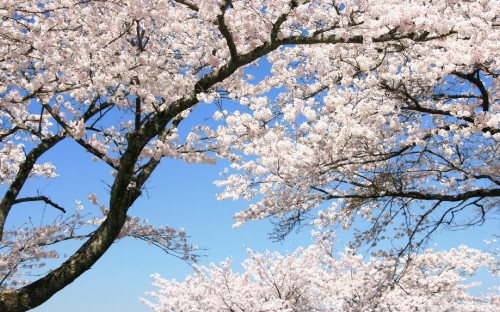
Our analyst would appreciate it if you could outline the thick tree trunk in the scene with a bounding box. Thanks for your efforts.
[0,144,142,311]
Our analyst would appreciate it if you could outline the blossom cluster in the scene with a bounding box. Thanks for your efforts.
[144,235,499,311]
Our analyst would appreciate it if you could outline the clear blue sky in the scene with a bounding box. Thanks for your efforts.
[4,80,497,312]
[24,145,318,312]
[3,102,315,312]
[12,107,493,311]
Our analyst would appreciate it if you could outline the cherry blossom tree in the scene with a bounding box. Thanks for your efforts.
[143,234,500,312]
[0,0,499,311]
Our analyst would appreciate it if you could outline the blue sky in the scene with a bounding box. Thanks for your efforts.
[25,153,497,312]
[2,61,497,311]
[6,102,492,311]
[24,143,317,312]
[2,100,313,311]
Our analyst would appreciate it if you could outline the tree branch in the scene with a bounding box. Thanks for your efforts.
[13,196,66,213]
[0,135,64,239]
[217,1,238,61]
[318,187,500,202]
[271,0,299,42]
[173,0,199,11]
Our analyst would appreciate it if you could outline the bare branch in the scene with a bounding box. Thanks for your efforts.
[13,196,67,213]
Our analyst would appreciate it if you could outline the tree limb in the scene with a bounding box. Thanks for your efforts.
[13,196,67,213]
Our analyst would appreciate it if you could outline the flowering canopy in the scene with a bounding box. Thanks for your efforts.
[0,0,499,310]
[144,234,499,312]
